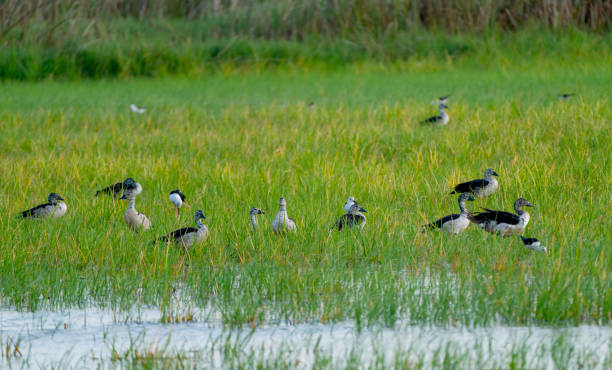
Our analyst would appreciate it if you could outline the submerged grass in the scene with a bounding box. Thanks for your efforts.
[22,324,611,368]
[0,64,610,328]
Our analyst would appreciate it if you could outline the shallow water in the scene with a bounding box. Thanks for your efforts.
[1,307,610,368]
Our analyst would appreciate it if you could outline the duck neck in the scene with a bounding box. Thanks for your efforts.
[458,199,467,214]
[515,205,530,222]
[126,198,136,210]
[277,208,289,223]
[439,106,447,117]
[278,204,288,217]
[195,217,204,229]
[250,213,258,230]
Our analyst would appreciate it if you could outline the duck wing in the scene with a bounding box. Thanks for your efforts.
[156,227,198,243]
[334,214,352,231]
[423,213,460,230]
[19,203,52,218]
[420,115,442,124]
[450,179,488,194]
[95,182,124,197]
[521,236,539,245]
[472,209,520,224]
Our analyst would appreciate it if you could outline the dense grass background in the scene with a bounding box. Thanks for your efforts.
[1,64,610,327]
[0,25,609,80]
[0,0,611,80]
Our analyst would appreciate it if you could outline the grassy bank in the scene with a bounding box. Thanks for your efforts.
[0,19,610,80]
[0,65,610,327]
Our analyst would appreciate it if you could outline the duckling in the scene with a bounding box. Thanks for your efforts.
[334,202,367,231]
[420,103,449,126]
[154,210,209,249]
[450,169,499,198]
[272,198,296,234]
[169,189,190,223]
[249,207,265,230]
[423,194,474,235]
[95,177,142,198]
[469,198,534,237]
[120,185,151,231]
[19,193,67,219]
[521,236,547,253]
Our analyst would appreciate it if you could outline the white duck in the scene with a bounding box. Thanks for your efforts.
[120,180,151,231]
[272,198,296,234]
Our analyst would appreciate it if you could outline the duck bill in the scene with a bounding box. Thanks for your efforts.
[184,201,191,208]
[360,208,367,213]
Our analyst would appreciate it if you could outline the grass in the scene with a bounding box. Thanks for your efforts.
[0,22,610,80]
[0,61,610,331]
[37,325,612,368]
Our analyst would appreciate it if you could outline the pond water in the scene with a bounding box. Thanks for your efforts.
[1,307,610,368]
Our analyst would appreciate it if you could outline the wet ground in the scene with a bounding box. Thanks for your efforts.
[1,307,610,368]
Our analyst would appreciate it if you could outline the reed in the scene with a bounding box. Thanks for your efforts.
[2,0,610,39]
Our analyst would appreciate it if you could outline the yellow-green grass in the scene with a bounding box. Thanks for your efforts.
[0,65,610,327]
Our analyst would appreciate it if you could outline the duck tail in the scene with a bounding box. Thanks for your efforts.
[17,210,32,219]
[421,223,434,232]
[94,188,108,197]
[151,234,168,246]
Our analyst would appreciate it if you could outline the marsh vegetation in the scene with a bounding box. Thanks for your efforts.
[0,1,611,367]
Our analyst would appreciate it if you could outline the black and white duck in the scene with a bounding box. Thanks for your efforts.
[154,210,209,249]
[169,189,190,223]
[95,177,142,198]
[420,103,449,126]
[450,169,499,198]
[423,193,474,235]
[469,198,534,237]
[520,236,547,253]
[19,193,67,219]
[334,201,367,231]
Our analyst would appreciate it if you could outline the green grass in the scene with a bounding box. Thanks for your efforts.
[0,62,610,329]
[1,22,610,80]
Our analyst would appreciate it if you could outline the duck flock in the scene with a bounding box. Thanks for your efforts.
[16,95,560,253]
